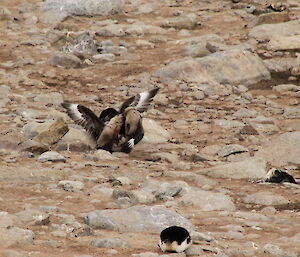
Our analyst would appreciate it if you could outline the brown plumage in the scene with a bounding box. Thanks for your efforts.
[61,88,159,153]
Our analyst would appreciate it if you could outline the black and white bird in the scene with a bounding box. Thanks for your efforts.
[158,226,192,253]
[264,168,297,184]
[61,88,159,153]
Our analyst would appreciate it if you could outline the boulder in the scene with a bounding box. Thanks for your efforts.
[41,0,124,17]
[197,158,266,180]
[196,49,270,86]
[249,20,300,42]
[35,118,69,145]
[243,192,289,206]
[255,132,300,166]
[84,205,193,232]
[267,35,300,51]
[179,188,236,211]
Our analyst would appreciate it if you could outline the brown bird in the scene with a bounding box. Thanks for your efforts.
[61,88,159,153]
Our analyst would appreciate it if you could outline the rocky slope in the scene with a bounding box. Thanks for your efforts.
[0,0,300,256]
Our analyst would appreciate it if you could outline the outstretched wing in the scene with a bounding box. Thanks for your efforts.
[119,88,159,113]
[61,102,104,141]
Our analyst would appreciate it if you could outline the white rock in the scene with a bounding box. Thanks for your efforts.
[198,158,266,179]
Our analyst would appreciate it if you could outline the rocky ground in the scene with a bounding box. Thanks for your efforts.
[0,0,300,256]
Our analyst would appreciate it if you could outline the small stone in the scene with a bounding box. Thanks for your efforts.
[185,245,204,256]
[58,180,84,192]
[92,53,116,62]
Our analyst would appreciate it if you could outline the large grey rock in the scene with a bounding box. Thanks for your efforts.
[180,188,236,211]
[267,35,300,51]
[255,132,300,166]
[196,49,270,86]
[141,119,171,144]
[264,58,300,73]
[263,244,297,257]
[49,52,82,68]
[90,237,130,248]
[284,107,300,119]
[38,151,66,162]
[0,212,16,228]
[197,158,266,179]
[42,0,124,17]
[243,192,289,206]
[153,58,217,84]
[84,205,193,232]
[247,116,279,135]
[152,59,229,96]
[249,20,300,42]
[273,84,300,94]
[160,15,197,29]
[0,227,34,247]
[217,144,248,157]
[56,127,94,152]
[14,209,50,226]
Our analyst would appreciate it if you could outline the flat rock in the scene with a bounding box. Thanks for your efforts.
[42,0,124,17]
[252,12,290,26]
[197,158,266,179]
[264,57,300,73]
[249,20,300,42]
[273,84,300,94]
[217,144,248,157]
[0,212,16,228]
[84,205,193,232]
[247,116,279,135]
[90,237,130,248]
[196,49,270,86]
[152,58,217,84]
[14,209,50,226]
[38,151,66,162]
[283,107,300,119]
[160,15,197,30]
[233,108,258,118]
[243,191,289,206]
[0,227,34,248]
[35,118,69,145]
[180,188,236,211]
[49,52,82,68]
[255,132,300,166]
[18,139,49,154]
[267,35,300,51]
